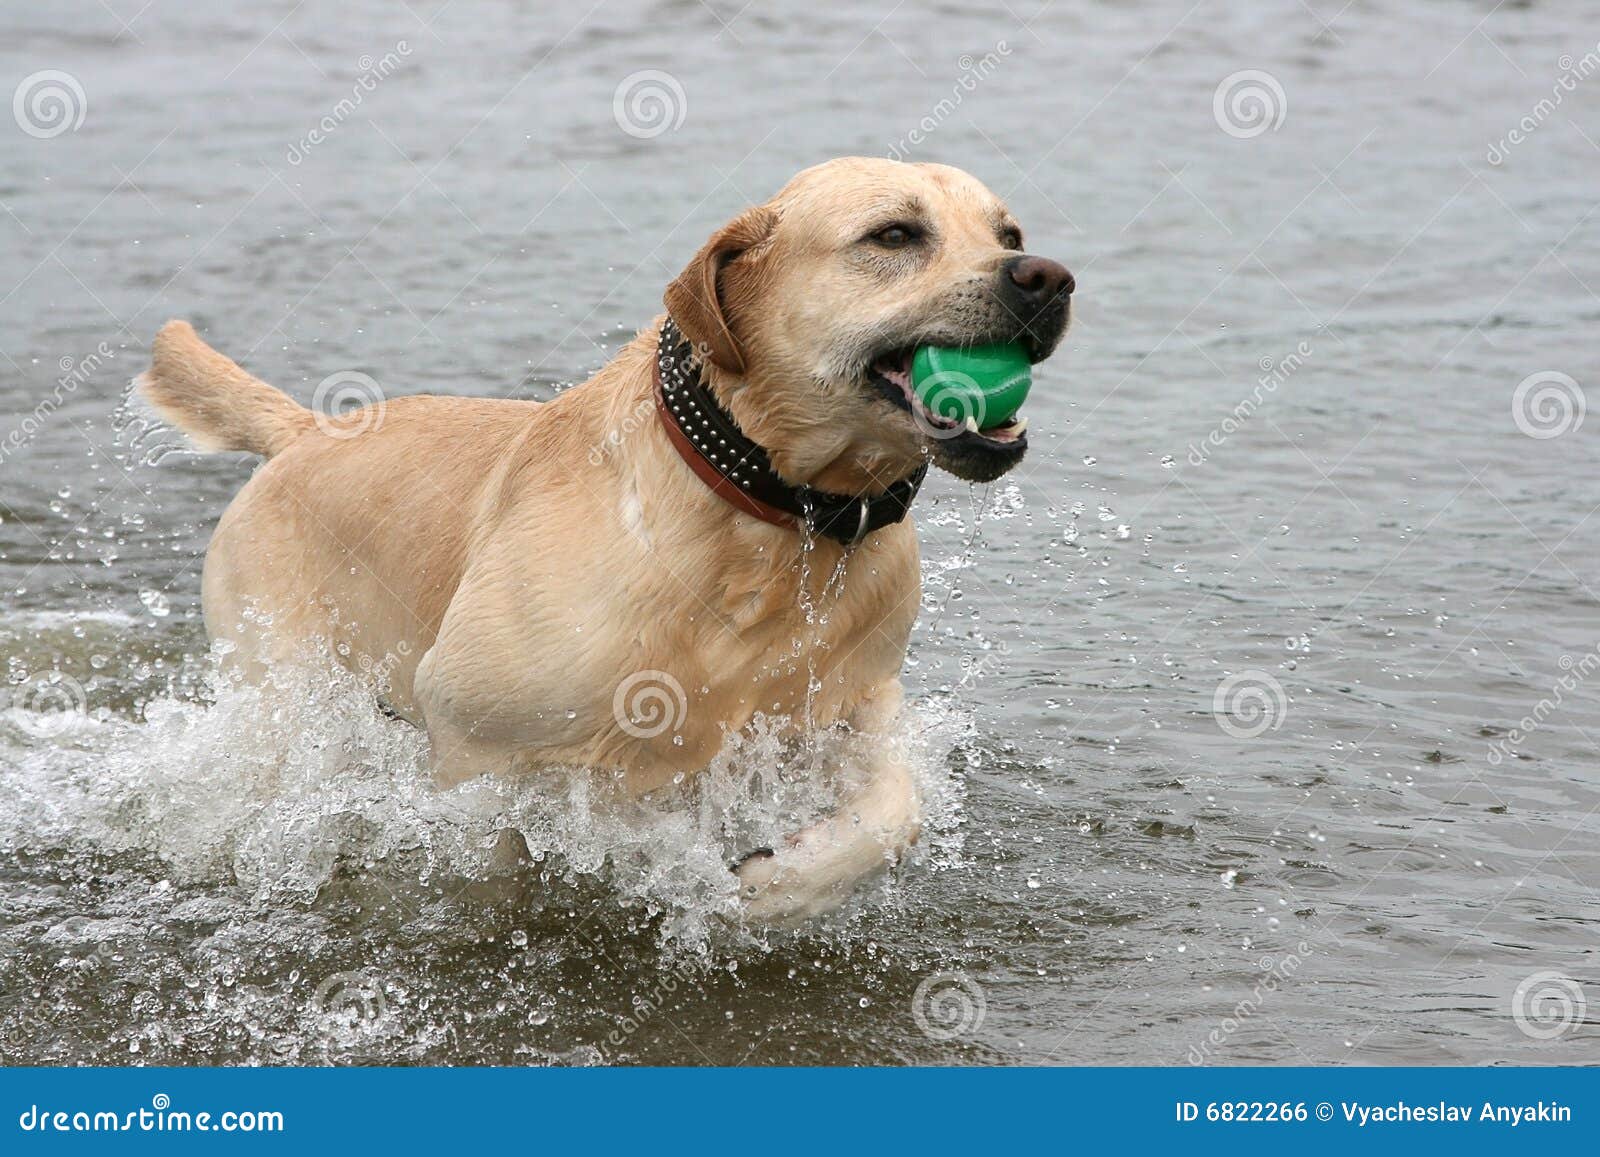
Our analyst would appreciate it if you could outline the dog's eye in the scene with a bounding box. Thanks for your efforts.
[999,228,1024,251]
[869,223,920,248]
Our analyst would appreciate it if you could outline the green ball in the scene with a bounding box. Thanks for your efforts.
[911,343,1031,429]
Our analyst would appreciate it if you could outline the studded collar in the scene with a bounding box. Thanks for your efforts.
[652,317,927,548]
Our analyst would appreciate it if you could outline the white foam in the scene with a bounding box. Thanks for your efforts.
[0,645,969,953]
[0,608,141,633]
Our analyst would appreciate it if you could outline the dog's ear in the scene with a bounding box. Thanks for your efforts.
[664,206,777,375]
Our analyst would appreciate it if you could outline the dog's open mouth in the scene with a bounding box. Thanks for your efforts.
[868,349,1029,482]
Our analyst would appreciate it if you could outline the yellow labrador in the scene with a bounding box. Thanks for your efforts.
[136,157,1073,922]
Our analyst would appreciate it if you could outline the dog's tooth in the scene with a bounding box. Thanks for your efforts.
[1012,417,1028,435]
[964,416,979,433]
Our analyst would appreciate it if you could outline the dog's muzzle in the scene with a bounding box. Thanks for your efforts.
[996,254,1074,361]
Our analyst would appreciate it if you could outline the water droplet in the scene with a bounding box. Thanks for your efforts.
[138,589,170,617]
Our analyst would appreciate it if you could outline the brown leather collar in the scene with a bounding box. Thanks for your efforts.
[652,317,926,547]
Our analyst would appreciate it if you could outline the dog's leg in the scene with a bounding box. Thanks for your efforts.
[412,643,521,787]
[422,716,521,787]
[735,681,922,924]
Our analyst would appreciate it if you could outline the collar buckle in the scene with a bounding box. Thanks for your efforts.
[845,496,871,549]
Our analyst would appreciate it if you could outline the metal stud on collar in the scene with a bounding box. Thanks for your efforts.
[656,315,926,547]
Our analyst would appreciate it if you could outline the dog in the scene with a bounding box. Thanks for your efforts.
[136,157,1073,923]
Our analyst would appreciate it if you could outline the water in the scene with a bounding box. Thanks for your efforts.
[2,0,1598,1065]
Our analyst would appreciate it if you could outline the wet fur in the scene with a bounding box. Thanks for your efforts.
[136,157,1061,923]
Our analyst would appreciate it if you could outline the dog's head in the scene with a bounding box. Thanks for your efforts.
[665,157,1072,493]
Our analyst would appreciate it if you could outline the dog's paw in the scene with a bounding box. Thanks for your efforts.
[731,846,849,926]
[728,846,775,872]
[731,846,779,899]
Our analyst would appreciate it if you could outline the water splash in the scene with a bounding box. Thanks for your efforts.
[0,640,969,956]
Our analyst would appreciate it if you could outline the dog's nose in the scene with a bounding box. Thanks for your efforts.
[1005,255,1075,301]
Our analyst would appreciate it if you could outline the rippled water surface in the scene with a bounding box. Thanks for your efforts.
[2,0,1598,1065]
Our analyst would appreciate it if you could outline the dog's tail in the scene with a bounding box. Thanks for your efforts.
[134,320,316,458]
